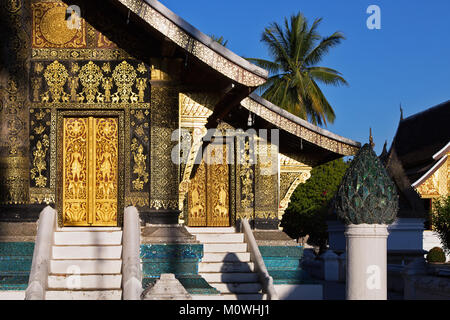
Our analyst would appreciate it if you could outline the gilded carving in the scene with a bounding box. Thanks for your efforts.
[112,61,137,103]
[43,60,68,102]
[79,61,103,103]
[32,2,86,48]
[30,135,50,188]
[131,138,149,191]
[188,161,207,226]
[62,117,119,226]
[188,144,230,227]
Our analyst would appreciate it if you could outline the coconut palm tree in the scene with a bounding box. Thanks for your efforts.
[209,34,228,47]
[247,13,348,126]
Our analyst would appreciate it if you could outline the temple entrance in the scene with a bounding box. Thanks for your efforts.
[62,116,119,227]
[188,144,230,227]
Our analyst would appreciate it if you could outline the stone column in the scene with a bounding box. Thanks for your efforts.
[345,224,389,300]
[146,85,180,224]
[254,136,279,229]
[0,2,31,206]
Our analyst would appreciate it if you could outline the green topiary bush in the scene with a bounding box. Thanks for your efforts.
[426,247,446,263]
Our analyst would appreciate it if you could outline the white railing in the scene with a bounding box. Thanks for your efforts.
[122,206,143,300]
[25,206,57,300]
[240,219,278,300]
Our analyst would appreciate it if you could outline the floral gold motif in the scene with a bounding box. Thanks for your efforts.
[112,61,137,103]
[31,135,50,188]
[43,60,68,102]
[131,138,149,191]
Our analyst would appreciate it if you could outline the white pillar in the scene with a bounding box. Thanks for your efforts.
[345,224,389,300]
[122,206,143,300]
[26,206,56,300]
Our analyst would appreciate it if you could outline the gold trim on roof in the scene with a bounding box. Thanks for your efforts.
[241,97,360,156]
[118,0,267,87]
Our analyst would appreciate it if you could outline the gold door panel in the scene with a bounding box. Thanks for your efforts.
[188,144,230,227]
[63,117,118,226]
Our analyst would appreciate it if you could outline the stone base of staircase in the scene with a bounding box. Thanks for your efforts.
[186,227,264,300]
[46,227,123,300]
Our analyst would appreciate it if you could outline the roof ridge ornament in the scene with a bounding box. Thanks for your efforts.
[400,103,404,121]
[334,143,399,225]
[369,128,375,149]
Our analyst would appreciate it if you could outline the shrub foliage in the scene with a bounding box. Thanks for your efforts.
[280,158,349,248]
[432,196,450,255]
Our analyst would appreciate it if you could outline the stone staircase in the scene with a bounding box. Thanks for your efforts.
[45,227,123,300]
[186,227,264,300]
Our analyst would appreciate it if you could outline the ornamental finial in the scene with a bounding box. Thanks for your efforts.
[369,128,375,149]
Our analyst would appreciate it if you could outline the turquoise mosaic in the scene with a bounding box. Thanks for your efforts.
[140,244,217,295]
[259,246,313,285]
[0,242,34,291]
[140,244,203,277]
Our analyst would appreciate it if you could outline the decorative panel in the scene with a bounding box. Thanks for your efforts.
[188,144,230,227]
[150,86,179,210]
[0,0,31,204]
[32,2,86,49]
[29,60,150,106]
[62,117,119,226]
[188,162,207,227]
[255,140,279,221]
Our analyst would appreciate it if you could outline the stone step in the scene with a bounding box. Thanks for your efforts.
[211,282,262,294]
[200,272,259,283]
[0,291,25,300]
[52,245,122,260]
[56,227,122,232]
[48,274,122,289]
[199,262,254,273]
[191,294,225,300]
[50,259,122,274]
[186,227,236,234]
[54,231,122,246]
[203,243,247,253]
[202,252,250,263]
[45,289,122,300]
[221,293,267,300]
[195,233,244,243]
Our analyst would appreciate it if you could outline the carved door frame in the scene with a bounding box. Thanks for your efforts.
[56,109,125,227]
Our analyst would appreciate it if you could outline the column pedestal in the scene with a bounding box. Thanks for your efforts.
[345,224,389,300]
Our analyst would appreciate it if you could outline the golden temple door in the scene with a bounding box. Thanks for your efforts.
[188,144,230,227]
[62,117,119,227]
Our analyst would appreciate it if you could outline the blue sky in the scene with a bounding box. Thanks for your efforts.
[160,0,450,155]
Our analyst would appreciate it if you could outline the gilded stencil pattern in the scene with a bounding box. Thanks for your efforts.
[31,60,150,106]
[94,118,118,225]
[0,0,30,204]
[32,2,86,48]
[63,118,88,224]
[150,87,179,210]
[62,117,118,226]
[188,161,207,226]
[188,144,230,227]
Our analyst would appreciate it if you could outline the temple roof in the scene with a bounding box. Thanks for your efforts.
[388,100,450,184]
[114,0,268,87]
[239,94,361,165]
[108,0,360,165]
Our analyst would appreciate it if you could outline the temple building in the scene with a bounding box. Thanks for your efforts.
[384,101,450,257]
[0,0,360,300]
